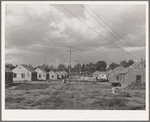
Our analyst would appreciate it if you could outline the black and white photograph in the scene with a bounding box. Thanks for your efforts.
[1,1,149,121]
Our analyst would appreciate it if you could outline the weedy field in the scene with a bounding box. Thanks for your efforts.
[5,80,145,110]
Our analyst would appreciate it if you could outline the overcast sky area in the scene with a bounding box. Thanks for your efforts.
[5,3,146,67]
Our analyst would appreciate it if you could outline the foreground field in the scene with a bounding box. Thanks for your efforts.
[5,80,145,110]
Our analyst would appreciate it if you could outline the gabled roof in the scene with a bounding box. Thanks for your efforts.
[55,71,62,75]
[21,64,36,72]
[49,71,57,74]
[106,70,113,75]
[63,71,67,74]
[109,66,124,75]
[118,68,129,74]
[36,67,48,73]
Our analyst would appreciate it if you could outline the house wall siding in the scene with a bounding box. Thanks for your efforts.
[12,66,32,81]
[49,72,57,80]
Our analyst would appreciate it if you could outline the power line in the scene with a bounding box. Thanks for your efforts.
[80,4,144,59]
[60,5,141,61]
[20,5,53,47]
[86,4,145,58]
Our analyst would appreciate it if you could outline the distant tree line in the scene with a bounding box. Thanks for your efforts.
[5,59,134,75]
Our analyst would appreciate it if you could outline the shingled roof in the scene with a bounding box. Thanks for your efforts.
[37,67,48,74]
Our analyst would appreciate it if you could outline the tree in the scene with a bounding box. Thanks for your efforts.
[108,62,120,70]
[95,61,107,71]
[49,65,56,71]
[57,64,67,71]
[81,63,86,73]
[120,60,128,68]
[40,63,50,72]
[127,59,134,66]
[5,63,16,70]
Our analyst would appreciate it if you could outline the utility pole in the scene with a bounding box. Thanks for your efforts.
[66,46,75,82]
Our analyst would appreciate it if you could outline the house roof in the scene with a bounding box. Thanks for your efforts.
[36,67,48,74]
[21,64,36,72]
[55,71,62,75]
[106,70,113,75]
[49,71,57,74]
[118,68,129,74]
[60,71,65,75]
[63,71,67,74]
[109,66,124,74]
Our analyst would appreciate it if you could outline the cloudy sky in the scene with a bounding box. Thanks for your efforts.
[5,3,146,67]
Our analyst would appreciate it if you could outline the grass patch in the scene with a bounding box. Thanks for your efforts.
[26,99,34,105]
[5,96,25,103]
[14,83,49,90]
[30,96,64,109]
[92,97,126,109]
[119,92,131,97]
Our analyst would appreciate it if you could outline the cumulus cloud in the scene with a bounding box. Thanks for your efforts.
[5,3,146,66]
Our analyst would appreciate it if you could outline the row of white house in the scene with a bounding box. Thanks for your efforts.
[12,64,68,81]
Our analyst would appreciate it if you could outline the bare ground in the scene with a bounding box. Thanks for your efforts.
[5,80,145,110]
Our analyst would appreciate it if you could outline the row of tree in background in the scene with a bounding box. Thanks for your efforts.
[5,59,134,75]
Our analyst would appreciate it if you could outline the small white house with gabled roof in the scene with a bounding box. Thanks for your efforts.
[49,71,57,80]
[35,67,49,80]
[12,64,37,81]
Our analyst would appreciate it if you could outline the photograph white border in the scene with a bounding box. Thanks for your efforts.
[1,1,149,121]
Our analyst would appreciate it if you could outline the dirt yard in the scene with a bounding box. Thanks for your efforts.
[5,80,145,110]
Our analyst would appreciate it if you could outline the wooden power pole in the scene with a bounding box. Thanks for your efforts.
[66,46,75,82]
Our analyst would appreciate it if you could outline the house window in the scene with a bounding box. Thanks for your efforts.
[52,75,54,78]
[13,73,17,78]
[136,75,141,81]
[21,73,25,78]
[39,74,41,78]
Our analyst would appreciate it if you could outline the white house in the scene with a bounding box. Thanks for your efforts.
[49,71,57,80]
[55,71,62,79]
[35,67,49,80]
[12,64,37,81]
